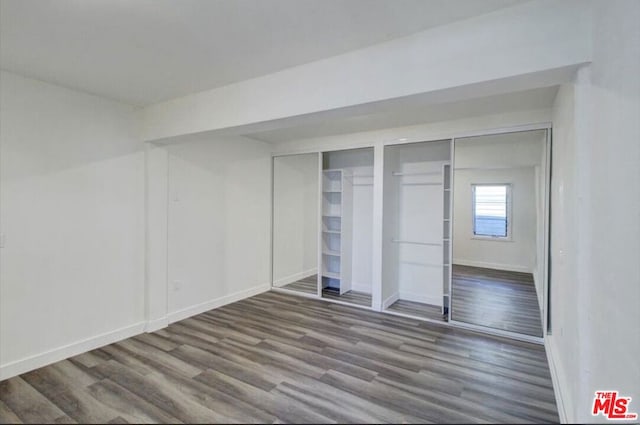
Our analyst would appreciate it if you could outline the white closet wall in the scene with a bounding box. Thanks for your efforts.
[382,140,451,308]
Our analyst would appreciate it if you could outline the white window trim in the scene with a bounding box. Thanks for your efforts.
[471,183,513,242]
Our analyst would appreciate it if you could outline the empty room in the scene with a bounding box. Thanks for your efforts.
[0,0,638,424]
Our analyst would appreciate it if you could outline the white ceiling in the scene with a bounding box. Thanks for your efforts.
[1,0,527,106]
[244,86,558,144]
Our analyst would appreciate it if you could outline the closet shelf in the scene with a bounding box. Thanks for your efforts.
[322,271,341,279]
[322,230,341,234]
[323,190,342,193]
[322,214,342,218]
[391,239,442,246]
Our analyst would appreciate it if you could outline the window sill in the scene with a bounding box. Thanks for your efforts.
[471,236,513,243]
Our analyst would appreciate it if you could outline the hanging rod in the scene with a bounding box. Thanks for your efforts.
[392,171,441,176]
[454,165,535,171]
[391,239,442,246]
[399,182,443,186]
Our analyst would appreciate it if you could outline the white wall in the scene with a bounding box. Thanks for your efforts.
[165,136,272,321]
[0,71,145,379]
[272,153,319,286]
[547,1,640,422]
[452,132,545,274]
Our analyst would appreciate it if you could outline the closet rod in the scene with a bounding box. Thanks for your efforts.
[399,182,443,186]
[391,239,442,246]
[392,171,441,176]
[454,165,534,171]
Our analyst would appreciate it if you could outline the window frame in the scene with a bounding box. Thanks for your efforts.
[471,183,513,241]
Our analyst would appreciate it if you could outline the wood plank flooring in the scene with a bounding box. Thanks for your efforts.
[281,275,317,294]
[451,265,543,337]
[0,291,558,424]
[386,299,445,321]
[321,287,372,307]
[281,275,373,308]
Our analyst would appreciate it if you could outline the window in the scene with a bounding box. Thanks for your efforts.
[472,184,511,239]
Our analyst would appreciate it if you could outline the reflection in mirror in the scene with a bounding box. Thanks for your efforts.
[321,148,374,307]
[272,153,319,295]
[451,130,547,337]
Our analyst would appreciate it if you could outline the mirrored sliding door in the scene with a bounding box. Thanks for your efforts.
[450,129,548,337]
[272,153,320,295]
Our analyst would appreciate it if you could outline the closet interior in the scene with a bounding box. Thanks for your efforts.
[382,140,451,320]
[321,148,374,307]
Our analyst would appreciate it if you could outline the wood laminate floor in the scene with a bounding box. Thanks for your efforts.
[281,275,317,294]
[451,265,543,337]
[0,291,558,424]
[321,287,372,307]
[386,299,445,322]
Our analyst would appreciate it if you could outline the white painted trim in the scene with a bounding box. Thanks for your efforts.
[272,269,318,288]
[545,338,569,423]
[452,259,531,274]
[449,319,543,344]
[167,283,270,324]
[145,316,169,333]
[318,296,374,311]
[370,142,385,311]
[271,287,320,299]
[382,292,400,309]
[450,122,552,141]
[398,291,442,307]
[272,123,554,158]
[382,308,447,327]
[0,321,146,381]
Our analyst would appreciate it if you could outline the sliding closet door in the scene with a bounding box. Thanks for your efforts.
[450,129,547,338]
[272,153,320,295]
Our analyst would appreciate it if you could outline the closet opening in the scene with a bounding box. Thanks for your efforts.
[320,148,374,307]
[381,140,452,321]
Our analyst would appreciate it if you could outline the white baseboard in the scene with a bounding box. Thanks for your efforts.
[273,268,317,287]
[144,316,169,333]
[545,338,569,423]
[167,282,270,324]
[0,321,146,381]
[452,259,531,274]
[398,291,442,307]
[382,292,400,309]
